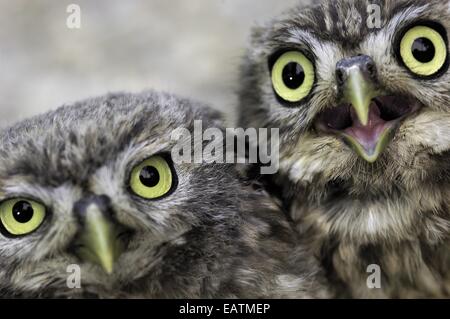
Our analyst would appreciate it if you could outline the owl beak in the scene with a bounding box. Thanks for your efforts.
[341,68,379,126]
[335,55,391,162]
[73,197,125,274]
[341,69,389,163]
[337,55,380,126]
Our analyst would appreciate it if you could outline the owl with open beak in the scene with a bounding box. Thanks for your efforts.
[239,0,450,298]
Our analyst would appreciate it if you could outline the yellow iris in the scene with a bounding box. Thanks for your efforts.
[400,25,447,76]
[271,51,315,103]
[0,199,46,236]
[130,155,173,199]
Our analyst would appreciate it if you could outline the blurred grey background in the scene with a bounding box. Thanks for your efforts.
[0,0,302,127]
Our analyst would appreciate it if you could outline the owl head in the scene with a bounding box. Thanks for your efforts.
[239,0,450,194]
[0,91,309,298]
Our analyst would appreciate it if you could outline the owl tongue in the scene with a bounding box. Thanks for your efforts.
[344,102,389,155]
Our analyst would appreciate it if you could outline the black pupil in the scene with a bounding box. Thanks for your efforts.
[12,201,34,223]
[282,62,305,89]
[139,166,160,187]
[412,37,435,63]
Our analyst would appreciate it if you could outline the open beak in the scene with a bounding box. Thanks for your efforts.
[332,55,392,163]
[340,67,391,163]
[73,196,125,274]
[342,67,378,126]
[315,55,420,163]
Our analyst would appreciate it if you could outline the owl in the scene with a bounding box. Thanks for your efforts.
[238,0,450,298]
[0,90,328,298]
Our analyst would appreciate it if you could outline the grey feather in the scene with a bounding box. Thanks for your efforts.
[0,90,327,298]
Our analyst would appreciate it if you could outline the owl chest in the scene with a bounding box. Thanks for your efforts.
[325,243,450,298]
[290,191,450,298]
[321,239,450,298]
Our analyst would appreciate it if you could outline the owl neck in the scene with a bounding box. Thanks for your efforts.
[284,174,450,244]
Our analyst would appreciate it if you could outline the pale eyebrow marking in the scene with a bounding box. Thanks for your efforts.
[384,4,430,36]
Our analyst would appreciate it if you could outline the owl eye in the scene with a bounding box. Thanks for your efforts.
[0,199,46,236]
[399,25,448,76]
[130,155,174,199]
[270,51,315,103]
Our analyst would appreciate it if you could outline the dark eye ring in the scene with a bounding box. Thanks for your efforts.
[270,51,315,104]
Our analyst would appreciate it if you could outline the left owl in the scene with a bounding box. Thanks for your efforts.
[0,91,327,298]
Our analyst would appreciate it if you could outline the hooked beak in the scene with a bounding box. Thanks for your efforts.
[342,67,379,126]
[73,196,126,274]
[316,55,419,163]
[334,55,392,163]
